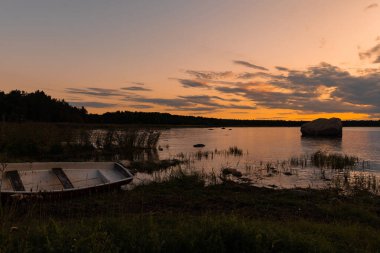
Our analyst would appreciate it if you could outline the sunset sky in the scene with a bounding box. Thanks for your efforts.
[1,0,380,120]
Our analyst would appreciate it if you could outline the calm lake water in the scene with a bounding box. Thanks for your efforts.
[159,127,380,171]
[134,127,380,189]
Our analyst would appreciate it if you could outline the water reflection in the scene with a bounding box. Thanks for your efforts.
[300,136,342,154]
[342,128,380,167]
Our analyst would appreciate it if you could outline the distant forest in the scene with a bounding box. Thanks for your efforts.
[0,90,87,122]
[1,90,380,127]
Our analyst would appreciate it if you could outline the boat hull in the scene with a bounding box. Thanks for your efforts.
[0,162,133,200]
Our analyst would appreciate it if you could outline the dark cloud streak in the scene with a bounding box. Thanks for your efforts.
[234,60,269,71]
[275,66,290,71]
[177,79,211,89]
[359,43,380,63]
[122,86,152,91]
[185,70,233,80]
[69,101,117,108]
[66,87,124,97]
[365,3,378,10]
[126,94,255,112]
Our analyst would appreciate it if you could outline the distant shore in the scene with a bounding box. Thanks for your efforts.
[1,90,380,127]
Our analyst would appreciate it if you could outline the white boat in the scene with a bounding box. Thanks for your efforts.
[0,162,133,197]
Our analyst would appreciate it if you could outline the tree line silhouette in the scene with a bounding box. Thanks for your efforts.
[1,90,379,126]
[0,90,86,122]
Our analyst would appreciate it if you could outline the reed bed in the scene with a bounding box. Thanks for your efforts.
[227,146,243,156]
[162,149,380,194]
[310,150,359,170]
[0,123,161,161]
[191,146,244,161]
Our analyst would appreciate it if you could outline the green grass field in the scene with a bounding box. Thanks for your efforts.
[1,173,379,252]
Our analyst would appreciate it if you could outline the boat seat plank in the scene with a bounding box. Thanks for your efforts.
[98,170,110,183]
[114,163,129,178]
[6,170,26,191]
[52,168,74,189]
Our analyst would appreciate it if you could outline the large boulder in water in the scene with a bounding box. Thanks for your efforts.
[301,118,342,137]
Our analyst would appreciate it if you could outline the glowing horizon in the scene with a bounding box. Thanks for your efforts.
[1,0,380,120]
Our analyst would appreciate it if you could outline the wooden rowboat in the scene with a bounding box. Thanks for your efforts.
[0,162,133,198]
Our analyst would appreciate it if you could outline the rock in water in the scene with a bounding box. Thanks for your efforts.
[301,118,342,137]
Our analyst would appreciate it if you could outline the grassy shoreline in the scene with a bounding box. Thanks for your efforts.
[1,173,379,252]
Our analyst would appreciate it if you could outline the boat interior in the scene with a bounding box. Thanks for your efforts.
[0,162,132,193]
